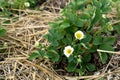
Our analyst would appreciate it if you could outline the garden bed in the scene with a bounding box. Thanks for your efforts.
[0,0,120,80]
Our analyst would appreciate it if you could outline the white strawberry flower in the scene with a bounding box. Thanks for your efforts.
[74,30,84,40]
[64,46,74,57]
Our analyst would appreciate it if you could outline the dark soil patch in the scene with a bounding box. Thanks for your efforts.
[115,35,120,51]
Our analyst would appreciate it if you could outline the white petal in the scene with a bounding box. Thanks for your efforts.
[74,30,84,40]
[63,46,74,57]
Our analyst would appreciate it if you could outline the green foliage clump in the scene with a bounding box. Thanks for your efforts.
[29,0,119,75]
[0,27,6,36]
[0,0,40,17]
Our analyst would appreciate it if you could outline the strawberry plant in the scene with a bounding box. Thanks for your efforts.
[29,0,119,75]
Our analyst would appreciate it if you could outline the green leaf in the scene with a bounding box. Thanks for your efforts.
[99,78,106,80]
[103,37,115,45]
[82,34,92,43]
[80,12,90,19]
[46,50,60,62]
[68,55,74,63]
[92,8,102,23]
[83,53,91,62]
[75,67,86,76]
[93,0,102,8]
[100,0,112,13]
[100,0,108,6]
[86,63,96,71]
[51,41,59,47]
[67,61,77,72]
[60,22,70,29]
[114,24,120,34]
[29,50,41,60]
[3,20,11,24]
[99,44,114,51]
[0,28,6,36]
[62,34,72,44]
[77,63,86,75]
[74,44,84,54]
[93,36,103,45]
[81,43,89,49]
[102,6,112,13]
[44,29,63,47]
[87,8,102,31]
[48,22,59,29]
[98,52,108,64]
[75,19,85,27]
[65,11,76,23]
[88,45,97,52]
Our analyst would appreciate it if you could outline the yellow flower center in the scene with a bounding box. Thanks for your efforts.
[76,33,82,39]
[66,49,72,54]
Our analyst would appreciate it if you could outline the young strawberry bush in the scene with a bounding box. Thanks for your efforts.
[29,0,120,75]
[0,0,40,17]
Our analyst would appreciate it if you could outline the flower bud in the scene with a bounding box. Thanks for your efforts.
[24,2,30,7]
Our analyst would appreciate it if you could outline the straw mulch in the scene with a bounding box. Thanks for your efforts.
[0,0,120,80]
